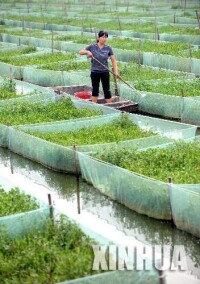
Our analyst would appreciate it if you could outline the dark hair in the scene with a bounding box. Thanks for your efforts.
[98,30,108,38]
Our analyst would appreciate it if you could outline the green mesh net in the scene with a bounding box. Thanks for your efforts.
[113,48,141,63]
[0,78,56,146]
[23,66,90,87]
[0,175,160,283]
[0,42,21,51]
[119,82,200,124]
[138,92,183,119]
[0,124,9,148]
[0,83,119,147]
[78,151,171,220]
[0,207,50,238]
[0,80,55,147]
[0,61,23,79]
[76,118,197,220]
[181,97,200,125]
[0,77,55,107]
[76,135,174,153]
[191,58,200,76]
[9,127,75,172]
[78,137,200,222]
[8,112,197,173]
[60,270,159,284]
[0,176,50,238]
[170,184,200,238]
[143,53,192,73]
[159,34,200,45]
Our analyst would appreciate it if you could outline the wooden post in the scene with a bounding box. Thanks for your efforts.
[48,193,54,222]
[81,17,84,36]
[22,15,25,31]
[126,1,129,13]
[94,30,98,42]
[51,29,54,53]
[157,263,166,284]
[153,0,159,41]
[7,122,14,174]
[20,66,23,82]
[9,67,13,80]
[117,16,122,36]
[168,177,175,226]
[73,145,79,180]
[112,67,119,97]
[76,178,81,214]
[184,0,187,11]
[181,88,184,97]
[29,24,31,38]
[10,151,14,175]
[189,44,192,58]
[154,17,157,41]
[138,39,142,66]
[195,10,200,30]
[26,0,30,14]
[157,27,160,40]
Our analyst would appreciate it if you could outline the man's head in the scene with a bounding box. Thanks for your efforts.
[98,30,108,38]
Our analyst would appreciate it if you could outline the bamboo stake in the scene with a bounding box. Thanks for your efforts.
[117,15,122,36]
[22,15,25,31]
[94,30,98,42]
[28,24,31,38]
[7,122,14,174]
[189,44,192,58]
[48,193,54,223]
[51,29,54,53]
[112,67,120,97]
[196,10,200,30]
[81,17,84,36]
[26,0,30,14]
[181,88,184,97]
[157,27,160,40]
[73,145,79,180]
[9,67,13,80]
[157,261,166,284]
[168,177,175,226]
[153,0,158,41]
[126,1,129,13]
[138,39,142,66]
[76,178,81,214]
[184,0,187,12]
[93,56,144,95]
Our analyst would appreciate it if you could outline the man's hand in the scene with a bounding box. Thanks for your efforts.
[86,51,94,58]
[114,72,121,80]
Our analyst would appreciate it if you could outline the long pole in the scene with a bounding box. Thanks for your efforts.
[48,193,54,223]
[112,67,120,97]
[93,57,142,94]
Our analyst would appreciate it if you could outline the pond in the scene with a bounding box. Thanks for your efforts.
[0,147,199,283]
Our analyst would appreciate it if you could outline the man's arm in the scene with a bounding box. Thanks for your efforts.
[79,49,93,58]
[110,54,119,78]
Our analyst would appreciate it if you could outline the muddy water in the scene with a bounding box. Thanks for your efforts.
[0,148,199,283]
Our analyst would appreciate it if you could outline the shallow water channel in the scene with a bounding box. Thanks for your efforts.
[0,147,199,283]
